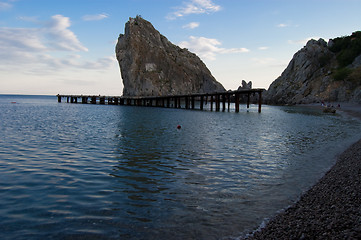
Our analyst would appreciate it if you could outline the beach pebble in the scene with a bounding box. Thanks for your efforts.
[245,138,361,239]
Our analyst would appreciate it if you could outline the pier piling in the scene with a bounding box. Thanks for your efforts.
[56,89,264,113]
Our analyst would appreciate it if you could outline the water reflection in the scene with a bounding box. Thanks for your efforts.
[2,96,361,240]
[108,105,361,239]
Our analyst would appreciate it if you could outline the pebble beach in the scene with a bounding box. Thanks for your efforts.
[245,104,361,239]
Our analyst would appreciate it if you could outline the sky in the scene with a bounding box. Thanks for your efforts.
[1,0,361,95]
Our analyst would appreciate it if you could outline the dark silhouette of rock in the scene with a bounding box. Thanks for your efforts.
[237,80,259,103]
[115,16,225,97]
[237,80,252,90]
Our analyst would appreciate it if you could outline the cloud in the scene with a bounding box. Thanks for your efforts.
[252,57,288,68]
[277,23,289,28]
[252,57,277,65]
[81,56,116,70]
[0,47,115,73]
[0,15,87,53]
[178,36,249,60]
[82,13,109,21]
[57,55,116,71]
[288,37,320,46]
[0,1,12,11]
[17,16,40,23]
[182,22,200,29]
[167,0,221,19]
[258,46,269,50]
[45,15,88,52]
[277,22,299,28]
[0,15,114,74]
[0,27,47,52]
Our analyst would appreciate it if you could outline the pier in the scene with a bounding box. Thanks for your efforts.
[57,89,265,113]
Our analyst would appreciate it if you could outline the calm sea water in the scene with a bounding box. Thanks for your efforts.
[1,95,360,240]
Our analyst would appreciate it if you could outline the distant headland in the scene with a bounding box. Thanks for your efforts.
[265,31,361,105]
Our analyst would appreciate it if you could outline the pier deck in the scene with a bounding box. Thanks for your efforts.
[57,89,265,113]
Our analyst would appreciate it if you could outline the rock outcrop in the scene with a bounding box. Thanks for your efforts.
[265,32,361,104]
[115,16,225,97]
[237,80,259,103]
[238,80,252,90]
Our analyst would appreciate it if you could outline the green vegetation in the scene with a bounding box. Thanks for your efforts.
[332,65,361,87]
[329,31,361,68]
[348,66,361,85]
[333,67,353,81]
[318,54,332,67]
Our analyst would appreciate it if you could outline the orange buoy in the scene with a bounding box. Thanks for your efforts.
[176,125,181,129]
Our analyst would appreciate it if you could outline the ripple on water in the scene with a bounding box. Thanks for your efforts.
[1,96,361,239]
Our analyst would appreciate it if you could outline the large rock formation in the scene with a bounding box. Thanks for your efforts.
[265,32,361,104]
[115,16,225,97]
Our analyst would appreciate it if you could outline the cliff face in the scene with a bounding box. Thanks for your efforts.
[265,32,361,104]
[115,16,225,97]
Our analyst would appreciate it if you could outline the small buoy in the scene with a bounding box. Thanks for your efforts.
[11,102,16,104]
[176,125,181,129]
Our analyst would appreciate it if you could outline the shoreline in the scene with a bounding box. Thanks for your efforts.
[244,103,361,239]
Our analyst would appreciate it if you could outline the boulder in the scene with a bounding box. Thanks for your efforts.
[323,107,336,113]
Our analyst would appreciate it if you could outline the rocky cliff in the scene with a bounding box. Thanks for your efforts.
[265,32,361,104]
[115,16,225,97]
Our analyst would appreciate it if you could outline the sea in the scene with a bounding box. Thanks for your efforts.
[1,94,361,240]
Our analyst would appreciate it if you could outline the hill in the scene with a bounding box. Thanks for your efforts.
[265,31,361,104]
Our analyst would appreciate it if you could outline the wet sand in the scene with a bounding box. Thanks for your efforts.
[244,103,361,239]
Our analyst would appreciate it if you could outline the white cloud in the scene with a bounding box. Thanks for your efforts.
[258,46,269,50]
[252,57,277,65]
[277,22,300,28]
[17,16,40,23]
[0,15,115,74]
[45,15,88,52]
[0,15,89,54]
[0,48,115,74]
[167,0,221,19]
[182,22,200,29]
[82,56,116,70]
[251,58,288,70]
[82,13,109,21]
[0,27,47,52]
[288,37,319,46]
[0,1,12,11]
[178,36,249,60]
